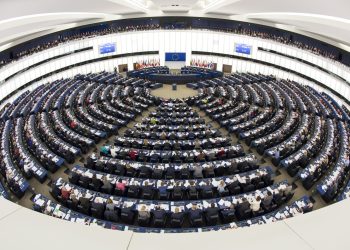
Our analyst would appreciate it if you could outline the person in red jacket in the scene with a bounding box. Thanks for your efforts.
[61,186,71,200]
[70,121,77,129]
[217,147,226,158]
[128,148,138,161]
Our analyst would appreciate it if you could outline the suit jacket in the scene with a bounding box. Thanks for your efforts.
[91,202,105,212]
[189,209,202,220]
[142,186,154,195]
[79,197,90,208]
[262,195,273,207]
[171,211,184,221]
[206,207,219,217]
[153,209,166,219]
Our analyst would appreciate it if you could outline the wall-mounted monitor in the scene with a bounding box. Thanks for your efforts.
[235,43,252,55]
[165,52,186,61]
[99,43,116,54]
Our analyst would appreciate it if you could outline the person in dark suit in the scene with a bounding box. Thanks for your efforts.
[141,181,154,199]
[91,173,102,190]
[220,203,236,222]
[139,165,151,178]
[153,206,167,222]
[205,203,219,225]
[189,205,203,226]
[262,191,273,210]
[236,197,252,219]
[79,194,91,208]
[120,206,135,223]
[189,205,202,219]
[206,203,219,217]
[170,207,185,227]
[79,174,90,188]
[91,197,105,218]
[101,176,113,193]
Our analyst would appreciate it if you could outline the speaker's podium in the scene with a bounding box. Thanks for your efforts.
[172,83,177,90]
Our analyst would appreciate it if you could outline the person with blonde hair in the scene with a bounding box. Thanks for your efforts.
[138,204,151,221]
[217,180,227,194]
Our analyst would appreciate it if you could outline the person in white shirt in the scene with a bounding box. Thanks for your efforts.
[249,196,261,213]
[110,147,118,158]
[217,180,226,194]
[23,162,31,176]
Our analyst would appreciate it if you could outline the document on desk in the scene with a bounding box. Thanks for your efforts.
[218,199,225,206]
[186,203,193,209]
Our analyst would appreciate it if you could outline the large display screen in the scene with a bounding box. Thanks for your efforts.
[235,43,252,55]
[165,52,186,61]
[99,43,116,54]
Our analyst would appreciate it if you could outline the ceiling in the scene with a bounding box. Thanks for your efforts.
[0,0,349,51]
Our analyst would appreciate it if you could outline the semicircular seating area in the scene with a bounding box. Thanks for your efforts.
[1,69,350,233]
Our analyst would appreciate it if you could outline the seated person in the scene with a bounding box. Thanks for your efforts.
[205,203,219,225]
[128,148,138,161]
[170,207,185,227]
[173,141,181,150]
[101,176,113,193]
[153,205,167,222]
[217,147,226,158]
[261,191,273,210]
[236,197,251,219]
[100,145,109,156]
[200,184,213,198]
[138,205,151,223]
[125,164,136,176]
[61,186,71,200]
[141,181,154,198]
[206,150,216,161]
[196,151,206,162]
[150,117,157,125]
[115,179,126,194]
[248,195,262,214]
[217,180,227,194]
[120,206,135,223]
[220,203,236,222]
[160,131,167,140]
[172,183,184,199]
[105,198,116,211]
[91,173,103,190]
[69,192,79,205]
[194,139,201,149]
[189,205,203,226]
[193,164,203,178]
[91,197,105,218]
[139,165,151,177]
[110,147,118,158]
[158,182,168,198]
[79,193,91,210]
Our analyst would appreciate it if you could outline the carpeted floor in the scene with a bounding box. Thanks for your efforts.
[151,84,198,99]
